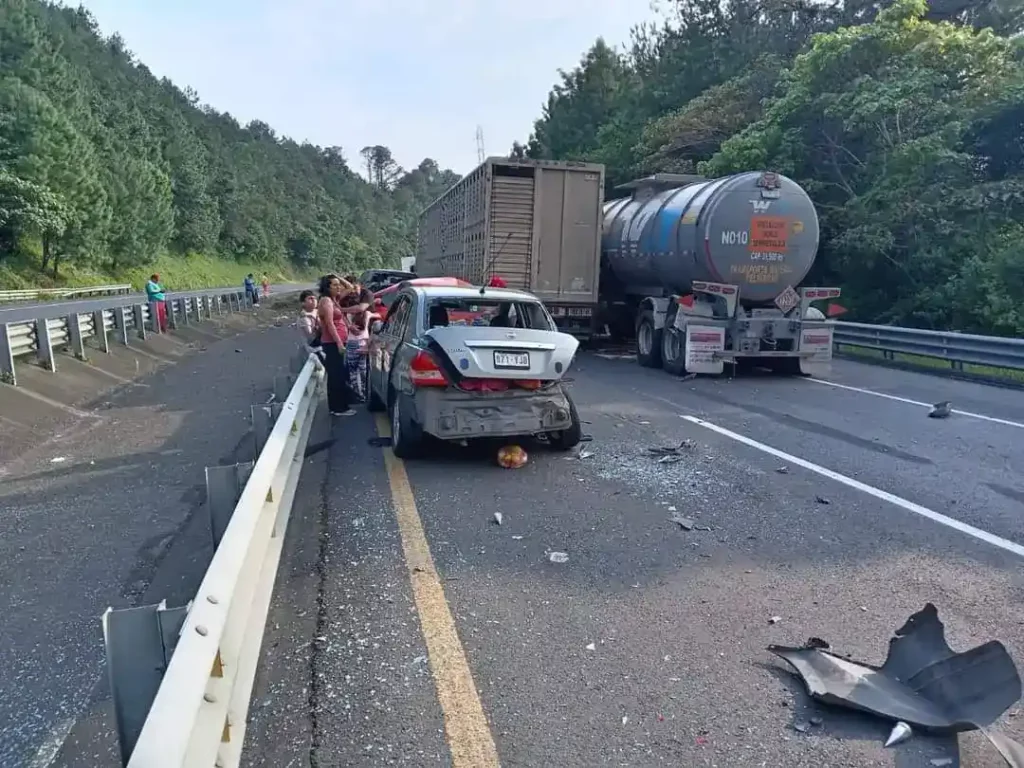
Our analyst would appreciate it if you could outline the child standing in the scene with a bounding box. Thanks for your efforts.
[346,306,371,402]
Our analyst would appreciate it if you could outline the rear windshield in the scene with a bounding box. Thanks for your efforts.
[425,298,555,331]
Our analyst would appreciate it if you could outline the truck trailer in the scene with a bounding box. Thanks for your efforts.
[600,171,841,376]
[415,157,604,336]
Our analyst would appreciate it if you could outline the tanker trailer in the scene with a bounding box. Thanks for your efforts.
[599,171,840,376]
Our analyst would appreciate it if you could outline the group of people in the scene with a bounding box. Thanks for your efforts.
[298,274,378,417]
[244,273,271,305]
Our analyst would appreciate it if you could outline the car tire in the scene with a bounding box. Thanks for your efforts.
[390,391,424,459]
[636,309,663,369]
[367,371,385,412]
[547,394,583,451]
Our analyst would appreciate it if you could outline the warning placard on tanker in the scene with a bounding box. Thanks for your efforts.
[749,216,789,252]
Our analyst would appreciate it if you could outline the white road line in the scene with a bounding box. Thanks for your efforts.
[805,377,1024,429]
[681,414,1024,559]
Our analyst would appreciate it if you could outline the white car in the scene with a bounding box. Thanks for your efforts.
[366,284,582,458]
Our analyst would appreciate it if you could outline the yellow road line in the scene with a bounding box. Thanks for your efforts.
[374,413,501,767]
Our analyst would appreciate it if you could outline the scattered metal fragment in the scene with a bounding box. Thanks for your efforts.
[493,512,503,526]
[776,466,789,474]
[585,643,596,651]
[815,495,830,504]
[548,551,569,564]
[929,400,952,419]
[658,454,683,464]
[648,439,696,457]
[577,448,594,460]
[511,535,523,540]
[669,514,695,531]
[49,456,67,464]
[769,603,1023,757]
[885,721,912,747]
[769,616,782,625]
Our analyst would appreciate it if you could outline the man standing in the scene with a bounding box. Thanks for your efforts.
[244,274,259,306]
[145,273,168,332]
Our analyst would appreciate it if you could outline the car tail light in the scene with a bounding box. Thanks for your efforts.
[409,350,448,387]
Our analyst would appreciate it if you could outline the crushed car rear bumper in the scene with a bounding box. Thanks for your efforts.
[415,387,573,439]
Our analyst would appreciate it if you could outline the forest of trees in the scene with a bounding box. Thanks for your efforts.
[0,0,459,284]
[518,0,1024,335]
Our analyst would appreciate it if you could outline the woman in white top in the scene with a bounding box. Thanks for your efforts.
[297,290,323,356]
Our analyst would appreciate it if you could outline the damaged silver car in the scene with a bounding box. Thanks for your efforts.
[366,284,583,458]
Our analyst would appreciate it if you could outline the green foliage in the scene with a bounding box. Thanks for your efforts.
[521,0,1024,335]
[0,0,459,286]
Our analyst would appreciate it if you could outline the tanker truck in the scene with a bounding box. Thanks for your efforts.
[599,170,841,376]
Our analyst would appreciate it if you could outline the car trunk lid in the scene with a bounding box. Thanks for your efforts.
[424,326,578,380]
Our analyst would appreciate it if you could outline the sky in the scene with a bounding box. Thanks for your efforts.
[73,1,665,176]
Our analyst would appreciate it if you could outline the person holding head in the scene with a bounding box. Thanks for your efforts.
[317,274,356,416]
[145,273,169,332]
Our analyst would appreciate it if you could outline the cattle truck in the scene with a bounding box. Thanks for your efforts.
[600,171,841,376]
[416,157,604,336]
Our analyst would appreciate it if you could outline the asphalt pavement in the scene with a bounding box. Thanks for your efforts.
[241,355,1024,768]
[0,320,308,768]
[0,283,312,324]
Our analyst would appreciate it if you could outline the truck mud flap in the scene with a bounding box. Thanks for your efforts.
[798,326,835,377]
[685,324,725,375]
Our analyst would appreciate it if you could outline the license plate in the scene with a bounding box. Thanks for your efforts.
[568,307,591,317]
[494,351,530,369]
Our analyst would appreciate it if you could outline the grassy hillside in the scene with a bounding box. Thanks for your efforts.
[0,0,459,290]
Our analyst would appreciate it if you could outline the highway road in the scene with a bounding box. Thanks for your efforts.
[5,349,1021,766]
[0,283,312,324]
[242,355,1024,768]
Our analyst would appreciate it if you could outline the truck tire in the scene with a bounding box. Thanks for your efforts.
[547,394,582,451]
[661,307,687,376]
[636,309,663,369]
[769,357,809,377]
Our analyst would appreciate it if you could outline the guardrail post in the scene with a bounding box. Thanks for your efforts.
[92,309,109,353]
[103,601,190,766]
[132,305,147,341]
[36,318,56,372]
[113,307,130,346]
[67,313,86,359]
[273,373,295,402]
[251,403,284,455]
[166,300,178,330]
[203,296,212,320]
[1,323,16,385]
[205,462,254,548]
[213,295,222,316]
[180,298,190,326]
[290,348,310,374]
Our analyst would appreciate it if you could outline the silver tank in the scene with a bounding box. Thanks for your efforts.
[601,171,820,305]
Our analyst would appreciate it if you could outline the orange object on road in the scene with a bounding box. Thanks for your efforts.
[496,444,528,469]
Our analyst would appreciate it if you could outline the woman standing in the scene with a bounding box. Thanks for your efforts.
[345,289,375,401]
[317,274,356,417]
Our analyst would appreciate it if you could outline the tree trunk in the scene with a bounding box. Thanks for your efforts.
[52,252,61,280]
[41,235,51,272]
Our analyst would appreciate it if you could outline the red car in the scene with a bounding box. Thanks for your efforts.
[374,277,478,321]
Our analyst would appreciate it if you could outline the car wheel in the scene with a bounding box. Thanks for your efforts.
[547,394,583,451]
[390,391,424,459]
[367,370,385,412]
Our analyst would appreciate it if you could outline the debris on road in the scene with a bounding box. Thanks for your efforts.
[497,444,528,468]
[367,436,392,447]
[929,400,953,419]
[548,551,569,564]
[930,759,954,767]
[511,535,523,540]
[493,512,503,526]
[769,603,1024,765]
[776,466,789,474]
[49,456,67,464]
[884,721,912,747]
[576,446,595,460]
[585,642,596,651]
[669,514,695,531]
[814,495,830,504]
[648,440,696,458]
[768,616,782,625]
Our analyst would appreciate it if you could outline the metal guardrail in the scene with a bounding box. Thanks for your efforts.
[102,350,323,767]
[0,288,252,385]
[832,321,1024,374]
[0,284,132,303]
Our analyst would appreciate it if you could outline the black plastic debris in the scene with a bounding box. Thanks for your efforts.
[368,436,392,447]
[769,604,1024,766]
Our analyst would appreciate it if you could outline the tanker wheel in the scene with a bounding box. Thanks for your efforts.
[636,310,663,369]
[662,327,687,376]
[769,357,809,376]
